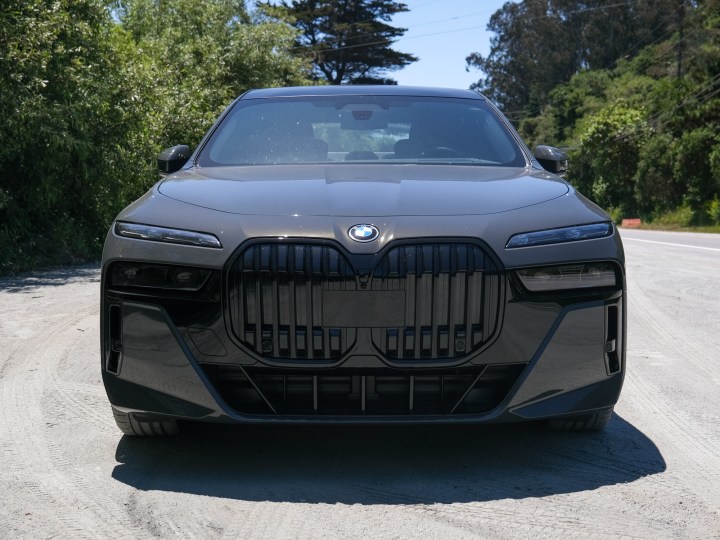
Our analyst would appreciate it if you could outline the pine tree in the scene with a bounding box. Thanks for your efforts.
[261,0,417,84]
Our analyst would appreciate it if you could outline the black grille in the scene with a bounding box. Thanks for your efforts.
[371,243,501,360]
[202,364,527,416]
[228,244,357,360]
[227,241,502,362]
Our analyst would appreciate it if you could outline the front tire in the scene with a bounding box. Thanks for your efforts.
[112,406,179,436]
[548,408,613,431]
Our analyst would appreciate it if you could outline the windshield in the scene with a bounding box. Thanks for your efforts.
[197,95,527,167]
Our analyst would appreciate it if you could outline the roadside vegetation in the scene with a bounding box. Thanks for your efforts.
[1,0,718,273]
[467,0,720,229]
[0,0,315,273]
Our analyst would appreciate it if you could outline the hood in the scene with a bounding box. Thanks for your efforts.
[157,164,569,217]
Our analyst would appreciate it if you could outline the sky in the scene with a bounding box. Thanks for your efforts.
[390,0,508,89]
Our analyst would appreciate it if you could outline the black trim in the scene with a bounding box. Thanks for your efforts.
[201,363,527,417]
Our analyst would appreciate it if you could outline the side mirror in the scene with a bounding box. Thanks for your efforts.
[534,145,568,178]
[158,145,191,175]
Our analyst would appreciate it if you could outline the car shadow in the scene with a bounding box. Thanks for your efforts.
[112,413,665,504]
[0,264,100,292]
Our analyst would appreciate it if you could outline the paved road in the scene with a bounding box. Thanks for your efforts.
[1,229,719,538]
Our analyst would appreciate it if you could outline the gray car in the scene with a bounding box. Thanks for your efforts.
[101,86,625,436]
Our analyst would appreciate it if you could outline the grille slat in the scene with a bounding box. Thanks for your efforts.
[271,246,280,356]
[228,241,501,362]
[445,245,458,358]
[464,250,477,355]
[253,247,262,351]
[304,247,313,359]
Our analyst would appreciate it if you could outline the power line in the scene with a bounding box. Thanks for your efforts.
[614,11,680,63]
[500,10,697,121]
[615,70,720,142]
[286,0,646,56]
[289,9,496,52]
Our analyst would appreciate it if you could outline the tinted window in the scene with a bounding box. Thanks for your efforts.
[199,96,526,167]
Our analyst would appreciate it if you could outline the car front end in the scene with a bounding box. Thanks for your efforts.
[101,86,625,435]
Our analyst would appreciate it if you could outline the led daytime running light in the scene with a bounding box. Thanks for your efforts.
[506,222,612,248]
[115,222,222,248]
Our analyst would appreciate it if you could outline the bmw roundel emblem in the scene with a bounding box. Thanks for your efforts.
[348,224,379,243]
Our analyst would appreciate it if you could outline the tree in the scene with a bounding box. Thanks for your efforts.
[467,0,678,114]
[117,0,312,146]
[573,103,648,217]
[0,0,145,271]
[466,1,571,113]
[512,0,720,225]
[0,0,312,273]
[260,0,417,84]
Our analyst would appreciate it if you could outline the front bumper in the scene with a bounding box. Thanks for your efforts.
[101,271,625,425]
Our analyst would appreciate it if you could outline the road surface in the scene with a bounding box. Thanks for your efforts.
[1,228,719,538]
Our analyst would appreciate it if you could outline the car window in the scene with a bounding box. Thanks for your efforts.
[199,96,526,167]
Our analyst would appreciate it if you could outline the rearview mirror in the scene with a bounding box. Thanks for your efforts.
[534,145,568,178]
[158,145,191,175]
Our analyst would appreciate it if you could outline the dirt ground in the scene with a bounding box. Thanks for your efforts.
[1,228,719,539]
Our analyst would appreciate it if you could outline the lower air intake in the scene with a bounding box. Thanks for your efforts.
[202,363,526,416]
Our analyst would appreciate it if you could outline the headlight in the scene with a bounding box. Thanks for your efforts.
[516,262,617,291]
[115,221,222,248]
[506,222,612,248]
[109,262,211,291]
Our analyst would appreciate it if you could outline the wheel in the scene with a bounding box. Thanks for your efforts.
[548,408,613,432]
[112,406,179,436]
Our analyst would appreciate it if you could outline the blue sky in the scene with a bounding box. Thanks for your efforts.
[390,0,508,89]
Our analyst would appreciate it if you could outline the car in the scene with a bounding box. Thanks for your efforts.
[100,85,625,436]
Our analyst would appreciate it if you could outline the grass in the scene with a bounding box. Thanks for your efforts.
[633,223,720,233]
[616,205,720,233]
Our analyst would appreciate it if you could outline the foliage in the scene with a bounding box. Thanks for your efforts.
[0,0,143,271]
[640,203,720,231]
[605,207,624,225]
[260,0,417,84]
[117,0,311,146]
[650,205,695,228]
[633,132,681,217]
[466,0,679,114]
[708,197,720,224]
[0,0,312,273]
[474,0,720,225]
[573,103,648,217]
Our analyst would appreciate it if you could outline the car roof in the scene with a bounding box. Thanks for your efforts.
[241,85,485,100]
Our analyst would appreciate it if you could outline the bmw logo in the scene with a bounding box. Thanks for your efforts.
[348,224,380,243]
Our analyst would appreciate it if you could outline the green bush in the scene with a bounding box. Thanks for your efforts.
[606,207,624,224]
[0,0,312,274]
[650,206,695,228]
[708,197,720,225]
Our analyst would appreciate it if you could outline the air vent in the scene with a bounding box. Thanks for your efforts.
[606,304,620,374]
[106,304,122,374]
[202,363,527,416]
